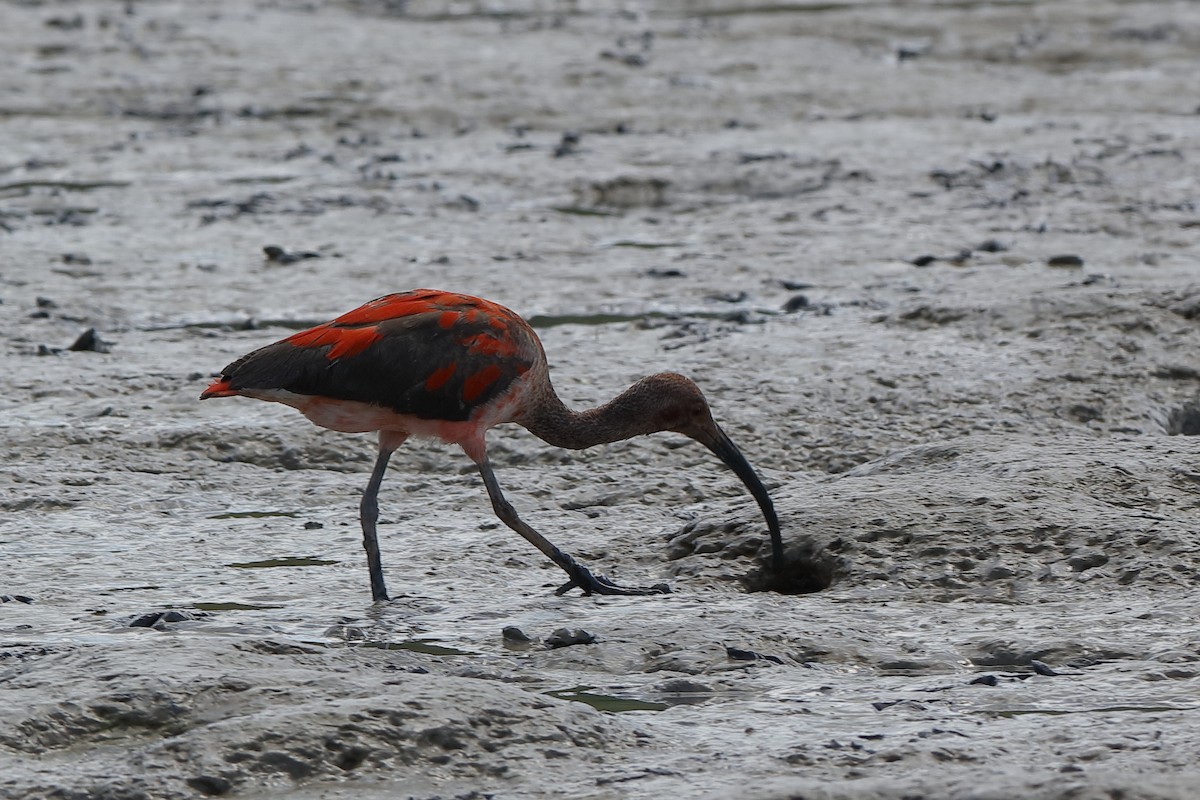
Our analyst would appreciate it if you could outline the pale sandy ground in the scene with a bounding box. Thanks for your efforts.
[3,1,1200,798]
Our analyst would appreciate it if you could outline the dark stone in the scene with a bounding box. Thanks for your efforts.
[128,609,194,628]
[724,646,784,664]
[783,295,809,312]
[553,131,581,158]
[502,626,532,643]
[69,328,112,353]
[263,245,321,264]
[545,628,596,648]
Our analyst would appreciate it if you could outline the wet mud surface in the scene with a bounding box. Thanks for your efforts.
[3,1,1200,797]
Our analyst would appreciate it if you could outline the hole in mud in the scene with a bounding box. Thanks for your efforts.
[740,552,838,595]
[1164,403,1200,435]
[667,522,844,595]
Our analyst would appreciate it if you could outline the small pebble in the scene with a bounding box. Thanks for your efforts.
[600,50,647,68]
[969,674,998,686]
[128,610,193,628]
[263,245,321,264]
[910,255,938,267]
[502,625,532,643]
[782,295,809,313]
[1031,660,1060,676]
[553,131,580,158]
[725,646,784,664]
[896,41,931,61]
[69,328,112,353]
[45,14,85,30]
[1047,254,1084,268]
[545,627,596,648]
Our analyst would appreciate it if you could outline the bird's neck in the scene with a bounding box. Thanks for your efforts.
[521,381,656,451]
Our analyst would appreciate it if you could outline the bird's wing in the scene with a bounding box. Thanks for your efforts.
[209,291,538,421]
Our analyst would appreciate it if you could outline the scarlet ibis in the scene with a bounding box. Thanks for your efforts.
[201,289,783,601]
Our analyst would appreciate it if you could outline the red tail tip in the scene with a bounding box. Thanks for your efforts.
[200,378,236,400]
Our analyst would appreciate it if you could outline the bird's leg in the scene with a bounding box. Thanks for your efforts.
[473,454,670,597]
[360,443,394,602]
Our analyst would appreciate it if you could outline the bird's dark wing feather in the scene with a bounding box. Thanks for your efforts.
[211,291,537,421]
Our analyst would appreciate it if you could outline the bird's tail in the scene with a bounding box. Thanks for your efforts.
[199,378,237,400]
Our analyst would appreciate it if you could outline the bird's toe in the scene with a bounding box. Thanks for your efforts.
[554,564,670,597]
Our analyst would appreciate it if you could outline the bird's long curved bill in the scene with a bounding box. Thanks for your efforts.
[702,427,784,572]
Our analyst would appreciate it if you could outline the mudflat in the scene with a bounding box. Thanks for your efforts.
[3,1,1199,798]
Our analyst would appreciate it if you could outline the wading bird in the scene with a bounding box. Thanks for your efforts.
[201,290,783,601]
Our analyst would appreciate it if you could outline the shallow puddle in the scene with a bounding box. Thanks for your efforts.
[226,557,339,568]
[546,687,670,713]
[192,602,285,612]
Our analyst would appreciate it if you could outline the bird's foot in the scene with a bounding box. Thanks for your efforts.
[555,565,671,597]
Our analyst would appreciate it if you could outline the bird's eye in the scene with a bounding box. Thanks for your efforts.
[658,408,684,429]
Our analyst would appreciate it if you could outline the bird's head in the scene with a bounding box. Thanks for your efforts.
[636,373,785,575]
[636,372,719,439]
